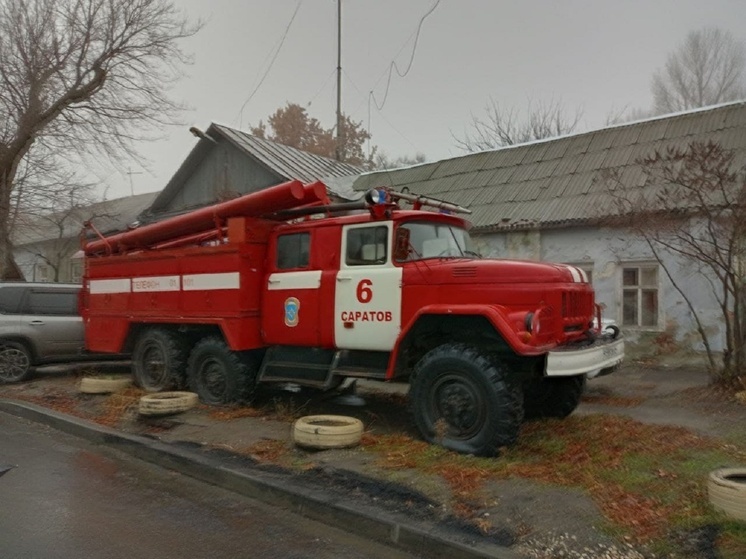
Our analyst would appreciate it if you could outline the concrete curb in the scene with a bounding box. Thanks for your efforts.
[0,399,518,559]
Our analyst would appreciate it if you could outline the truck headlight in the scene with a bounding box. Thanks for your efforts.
[524,312,535,333]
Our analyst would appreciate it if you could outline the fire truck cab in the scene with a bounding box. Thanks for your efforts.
[82,180,623,456]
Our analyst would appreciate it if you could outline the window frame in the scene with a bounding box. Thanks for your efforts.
[343,225,389,267]
[69,259,83,283]
[275,232,311,271]
[619,262,662,330]
[34,263,51,283]
[21,288,79,317]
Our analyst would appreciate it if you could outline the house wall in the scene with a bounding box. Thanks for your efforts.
[476,225,725,357]
[13,240,82,284]
[163,143,283,214]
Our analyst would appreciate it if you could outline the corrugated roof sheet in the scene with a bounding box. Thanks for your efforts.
[213,124,361,183]
[351,101,746,231]
[148,123,363,215]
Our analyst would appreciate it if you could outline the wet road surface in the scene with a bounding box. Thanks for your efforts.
[0,412,416,559]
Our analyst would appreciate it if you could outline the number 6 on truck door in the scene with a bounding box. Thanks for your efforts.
[334,223,402,351]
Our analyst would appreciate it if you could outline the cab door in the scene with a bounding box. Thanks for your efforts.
[262,231,322,345]
[334,223,402,351]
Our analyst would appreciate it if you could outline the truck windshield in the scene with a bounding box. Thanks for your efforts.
[396,221,477,261]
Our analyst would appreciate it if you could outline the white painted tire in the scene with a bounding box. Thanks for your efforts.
[708,468,746,521]
[138,391,199,416]
[79,376,132,394]
[293,415,364,449]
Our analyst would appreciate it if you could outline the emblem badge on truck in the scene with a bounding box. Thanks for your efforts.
[284,297,300,327]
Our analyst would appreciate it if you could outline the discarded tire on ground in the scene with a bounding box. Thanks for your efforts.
[138,391,199,416]
[79,376,132,394]
[293,415,364,449]
[708,467,746,521]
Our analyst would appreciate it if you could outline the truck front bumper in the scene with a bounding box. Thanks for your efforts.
[545,335,624,378]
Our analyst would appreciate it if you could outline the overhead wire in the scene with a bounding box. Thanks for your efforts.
[369,0,440,112]
[364,0,441,159]
[237,0,304,128]
[343,69,419,155]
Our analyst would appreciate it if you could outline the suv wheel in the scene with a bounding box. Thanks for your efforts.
[0,341,33,383]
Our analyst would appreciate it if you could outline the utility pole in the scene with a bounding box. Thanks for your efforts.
[335,0,343,161]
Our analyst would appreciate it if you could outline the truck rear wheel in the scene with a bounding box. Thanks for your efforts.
[187,337,254,405]
[411,344,523,457]
[523,376,586,420]
[132,328,188,392]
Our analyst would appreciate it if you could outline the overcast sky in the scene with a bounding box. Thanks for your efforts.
[102,0,746,199]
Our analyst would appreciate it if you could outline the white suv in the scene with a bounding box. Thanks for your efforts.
[0,282,91,383]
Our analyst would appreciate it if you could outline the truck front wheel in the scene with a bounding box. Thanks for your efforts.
[523,376,586,420]
[411,344,523,457]
[132,328,187,392]
[187,337,254,405]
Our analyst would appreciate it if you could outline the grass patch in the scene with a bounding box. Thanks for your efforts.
[362,413,746,553]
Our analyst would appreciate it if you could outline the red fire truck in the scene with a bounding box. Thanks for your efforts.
[82,179,623,456]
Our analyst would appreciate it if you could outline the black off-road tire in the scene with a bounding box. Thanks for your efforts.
[0,341,34,383]
[187,337,257,405]
[523,376,586,420]
[410,343,524,457]
[132,328,188,392]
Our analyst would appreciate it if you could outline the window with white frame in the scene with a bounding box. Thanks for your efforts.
[69,260,83,283]
[34,264,51,283]
[621,264,659,328]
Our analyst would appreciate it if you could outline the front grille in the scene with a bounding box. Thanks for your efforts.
[562,290,593,335]
[562,291,592,317]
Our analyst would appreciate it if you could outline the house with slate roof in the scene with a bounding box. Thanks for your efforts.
[140,123,362,223]
[350,101,746,356]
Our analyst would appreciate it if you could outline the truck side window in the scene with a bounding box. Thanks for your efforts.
[346,226,388,265]
[277,233,310,270]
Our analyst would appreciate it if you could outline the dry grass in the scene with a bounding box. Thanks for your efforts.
[581,394,645,407]
[362,414,746,552]
[208,406,266,421]
[94,386,145,427]
[242,439,290,463]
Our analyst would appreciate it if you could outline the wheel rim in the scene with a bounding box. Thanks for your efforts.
[197,357,227,402]
[139,341,168,389]
[0,346,30,382]
[428,372,486,440]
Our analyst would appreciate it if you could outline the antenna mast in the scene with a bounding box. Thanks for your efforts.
[335,0,343,161]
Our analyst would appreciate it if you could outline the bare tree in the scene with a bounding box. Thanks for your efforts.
[605,141,746,387]
[454,97,583,152]
[13,181,103,282]
[0,0,200,279]
[652,27,746,114]
[373,152,427,170]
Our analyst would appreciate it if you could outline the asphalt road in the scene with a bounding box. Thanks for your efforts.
[0,412,416,559]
